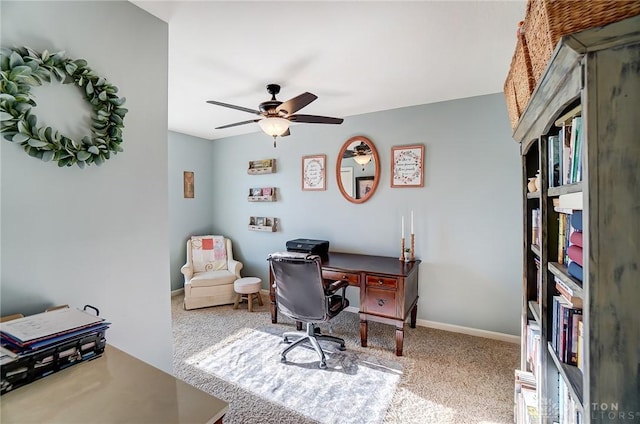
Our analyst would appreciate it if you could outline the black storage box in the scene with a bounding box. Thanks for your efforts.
[286,238,329,260]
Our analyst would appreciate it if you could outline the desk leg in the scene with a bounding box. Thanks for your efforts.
[395,323,404,356]
[359,316,368,347]
[410,302,418,328]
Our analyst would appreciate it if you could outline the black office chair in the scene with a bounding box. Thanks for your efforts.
[267,252,349,369]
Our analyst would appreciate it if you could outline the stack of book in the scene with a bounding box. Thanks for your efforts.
[567,211,583,282]
[0,306,109,395]
[551,291,582,366]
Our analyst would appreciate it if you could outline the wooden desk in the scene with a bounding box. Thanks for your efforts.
[270,252,421,356]
[1,345,228,424]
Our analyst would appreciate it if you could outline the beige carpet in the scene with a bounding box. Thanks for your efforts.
[171,294,518,424]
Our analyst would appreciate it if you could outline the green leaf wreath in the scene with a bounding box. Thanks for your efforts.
[0,46,127,168]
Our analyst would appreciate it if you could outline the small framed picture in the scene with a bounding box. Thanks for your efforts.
[391,144,425,187]
[356,176,375,199]
[302,154,326,191]
[183,171,194,198]
[251,187,263,196]
[262,187,273,196]
[256,217,265,226]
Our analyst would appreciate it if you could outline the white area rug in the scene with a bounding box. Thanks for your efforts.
[186,326,402,424]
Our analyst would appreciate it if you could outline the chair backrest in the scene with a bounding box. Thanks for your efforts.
[190,235,228,272]
[268,252,327,323]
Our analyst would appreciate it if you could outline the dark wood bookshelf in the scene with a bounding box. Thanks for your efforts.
[512,15,640,424]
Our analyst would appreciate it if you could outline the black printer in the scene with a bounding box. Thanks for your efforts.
[286,238,330,260]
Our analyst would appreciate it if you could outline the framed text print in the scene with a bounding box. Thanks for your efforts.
[391,145,424,187]
[302,154,326,191]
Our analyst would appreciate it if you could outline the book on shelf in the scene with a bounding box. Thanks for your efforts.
[571,116,583,184]
[569,230,582,248]
[558,213,567,264]
[567,261,583,282]
[552,295,582,366]
[555,277,583,308]
[558,192,583,210]
[567,245,583,267]
[531,208,540,247]
[548,135,562,188]
[526,320,541,376]
[560,123,572,185]
[577,320,584,373]
[570,210,582,232]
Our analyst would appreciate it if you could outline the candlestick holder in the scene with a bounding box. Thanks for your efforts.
[399,237,405,261]
[410,233,415,261]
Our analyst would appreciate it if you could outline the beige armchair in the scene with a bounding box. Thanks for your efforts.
[181,235,243,310]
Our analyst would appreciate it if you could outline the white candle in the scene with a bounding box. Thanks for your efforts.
[401,216,404,238]
[411,210,414,234]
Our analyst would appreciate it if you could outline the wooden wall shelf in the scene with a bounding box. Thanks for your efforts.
[248,159,276,175]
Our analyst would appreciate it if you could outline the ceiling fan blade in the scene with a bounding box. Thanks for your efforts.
[343,151,356,158]
[280,128,291,137]
[206,100,261,115]
[276,92,317,116]
[289,114,344,124]
[215,119,260,129]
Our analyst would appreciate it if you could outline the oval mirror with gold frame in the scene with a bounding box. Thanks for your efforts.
[336,136,380,204]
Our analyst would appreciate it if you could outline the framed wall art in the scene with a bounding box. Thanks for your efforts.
[183,171,194,198]
[356,176,375,199]
[391,145,424,187]
[302,154,326,191]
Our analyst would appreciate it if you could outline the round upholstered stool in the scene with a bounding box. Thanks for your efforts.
[233,277,263,312]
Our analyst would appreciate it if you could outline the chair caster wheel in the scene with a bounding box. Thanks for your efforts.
[283,337,290,344]
[319,362,327,369]
[280,355,287,363]
[338,344,346,351]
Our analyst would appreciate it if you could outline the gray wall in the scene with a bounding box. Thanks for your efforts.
[169,93,524,336]
[168,132,215,290]
[0,1,173,371]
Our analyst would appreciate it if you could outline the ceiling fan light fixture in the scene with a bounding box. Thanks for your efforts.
[353,154,372,166]
[258,117,290,137]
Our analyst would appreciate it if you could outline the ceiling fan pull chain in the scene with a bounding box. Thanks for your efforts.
[273,137,277,148]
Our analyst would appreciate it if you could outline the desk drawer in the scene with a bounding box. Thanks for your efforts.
[365,275,398,290]
[364,287,397,318]
[322,270,359,286]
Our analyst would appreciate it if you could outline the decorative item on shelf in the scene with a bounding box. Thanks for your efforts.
[248,216,277,232]
[247,187,276,202]
[403,248,411,262]
[0,46,128,168]
[248,159,276,174]
[527,177,537,193]
[302,154,326,191]
[399,211,416,261]
[534,171,541,192]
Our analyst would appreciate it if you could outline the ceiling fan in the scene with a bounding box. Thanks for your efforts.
[207,84,344,147]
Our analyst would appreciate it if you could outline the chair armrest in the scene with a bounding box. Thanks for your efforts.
[228,259,243,278]
[326,279,349,294]
[180,264,193,282]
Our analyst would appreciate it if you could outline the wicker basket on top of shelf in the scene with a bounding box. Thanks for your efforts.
[523,0,640,83]
[504,29,536,131]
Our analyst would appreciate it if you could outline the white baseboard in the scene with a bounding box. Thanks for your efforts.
[416,319,520,344]
[171,288,184,297]
[344,306,519,344]
[250,296,519,344]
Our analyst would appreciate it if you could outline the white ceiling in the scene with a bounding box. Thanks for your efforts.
[131,0,526,140]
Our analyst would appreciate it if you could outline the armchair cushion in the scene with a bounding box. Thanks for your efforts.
[191,235,227,272]
[189,270,237,287]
